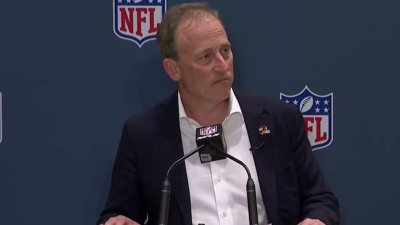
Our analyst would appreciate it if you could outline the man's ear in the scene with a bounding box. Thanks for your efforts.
[162,58,181,81]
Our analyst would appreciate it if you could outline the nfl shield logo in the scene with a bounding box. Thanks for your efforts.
[113,0,167,47]
[200,126,218,136]
[280,86,333,151]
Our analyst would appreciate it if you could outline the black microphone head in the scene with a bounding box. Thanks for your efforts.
[195,124,227,163]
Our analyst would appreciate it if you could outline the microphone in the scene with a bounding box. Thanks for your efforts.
[250,142,265,151]
[195,124,259,225]
[158,144,206,225]
[195,124,227,163]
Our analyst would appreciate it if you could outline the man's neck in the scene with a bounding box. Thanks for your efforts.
[181,96,229,126]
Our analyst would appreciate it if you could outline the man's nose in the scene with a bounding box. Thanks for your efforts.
[213,53,229,72]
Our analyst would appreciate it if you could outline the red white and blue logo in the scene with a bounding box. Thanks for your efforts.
[280,86,333,151]
[113,0,167,47]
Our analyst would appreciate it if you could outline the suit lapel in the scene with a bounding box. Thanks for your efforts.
[158,92,192,225]
[239,96,279,224]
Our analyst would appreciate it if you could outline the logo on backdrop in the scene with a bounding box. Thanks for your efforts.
[0,92,2,143]
[280,86,333,151]
[113,0,167,47]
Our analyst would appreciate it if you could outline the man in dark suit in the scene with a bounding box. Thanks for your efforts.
[98,2,339,225]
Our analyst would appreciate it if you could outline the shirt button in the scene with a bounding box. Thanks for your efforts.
[216,176,222,182]
[222,211,227,217]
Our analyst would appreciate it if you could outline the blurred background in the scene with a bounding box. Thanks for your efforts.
[1,0,399,224]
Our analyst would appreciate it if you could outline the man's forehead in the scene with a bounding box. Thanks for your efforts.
[174,11,228,55]
[178,26,228,52]
[177,14,226,40]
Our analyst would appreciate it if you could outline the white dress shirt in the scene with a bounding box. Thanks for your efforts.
[178,89,268,225]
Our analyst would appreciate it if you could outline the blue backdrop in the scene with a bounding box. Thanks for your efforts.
[1,0,399,224]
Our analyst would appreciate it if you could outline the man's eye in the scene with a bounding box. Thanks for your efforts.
[198,53,212,64]
[203,53,210,59]
[221,48,231,57]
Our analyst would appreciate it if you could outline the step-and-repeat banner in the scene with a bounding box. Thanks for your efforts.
[1,0,399,224]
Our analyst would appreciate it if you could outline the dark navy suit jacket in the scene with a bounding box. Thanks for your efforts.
[98,92,339,225]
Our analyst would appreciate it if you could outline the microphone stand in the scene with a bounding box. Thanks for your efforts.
[158,143,259,225]
[209,143,259,225]
[158,144,206,225]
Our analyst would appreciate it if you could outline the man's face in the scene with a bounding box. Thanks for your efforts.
[173,13,234,105]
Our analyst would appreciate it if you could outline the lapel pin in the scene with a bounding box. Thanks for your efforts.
[258,125,271,135]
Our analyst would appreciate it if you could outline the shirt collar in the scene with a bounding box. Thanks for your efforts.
[178,89,243,124]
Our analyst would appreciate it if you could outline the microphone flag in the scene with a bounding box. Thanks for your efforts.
[195,124,227,163]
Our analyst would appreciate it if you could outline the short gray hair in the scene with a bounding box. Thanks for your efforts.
[156,2,222,59]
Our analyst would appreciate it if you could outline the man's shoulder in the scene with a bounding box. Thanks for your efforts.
[236,94,298,116]
[237,94,283,105]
